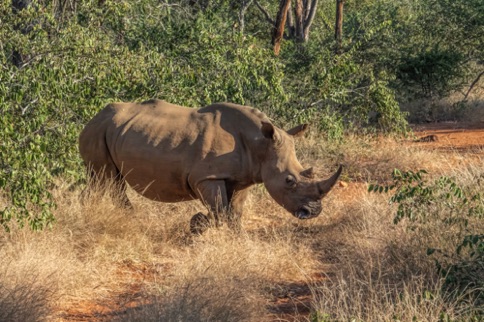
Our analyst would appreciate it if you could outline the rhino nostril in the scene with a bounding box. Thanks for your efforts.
[295,207,311,219]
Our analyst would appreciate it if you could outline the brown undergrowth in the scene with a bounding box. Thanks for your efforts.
[1,125,483,321]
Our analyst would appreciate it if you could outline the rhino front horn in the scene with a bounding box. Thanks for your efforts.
[318,165,343,195]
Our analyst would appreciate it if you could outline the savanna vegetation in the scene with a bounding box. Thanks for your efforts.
[1,0,483,320]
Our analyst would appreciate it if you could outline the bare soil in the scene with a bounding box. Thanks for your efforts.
[55,121,484,322]
[56,262,160,321]
[411,121,484,153]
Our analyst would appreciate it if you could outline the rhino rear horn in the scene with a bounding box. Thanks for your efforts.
[318,165,343,195]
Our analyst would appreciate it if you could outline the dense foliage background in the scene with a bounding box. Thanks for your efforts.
[1,0,483,230]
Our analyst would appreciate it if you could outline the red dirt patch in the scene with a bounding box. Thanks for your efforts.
[412,121,484,152]
[55,261,165,321]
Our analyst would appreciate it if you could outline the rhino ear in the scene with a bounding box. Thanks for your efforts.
[287,124,309,137]
[300,168,314,179]
[261,121,281,142]
[300,167,314,179]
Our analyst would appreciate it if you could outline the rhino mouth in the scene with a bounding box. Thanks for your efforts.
[294,202,322,219]
[295,207,312,219]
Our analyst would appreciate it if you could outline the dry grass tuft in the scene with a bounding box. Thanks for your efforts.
[0,264,56,322]
[120,278,263,322]
[120,228,320,321]
[0,215,102,321]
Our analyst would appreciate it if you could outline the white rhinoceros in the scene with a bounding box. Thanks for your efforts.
[79,100,342,233]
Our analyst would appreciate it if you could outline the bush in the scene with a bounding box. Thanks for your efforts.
[276,40,408,138]
[369,169,484,310]
[397,48,466,99]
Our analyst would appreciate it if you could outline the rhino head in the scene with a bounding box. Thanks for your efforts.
[260,121,342,219]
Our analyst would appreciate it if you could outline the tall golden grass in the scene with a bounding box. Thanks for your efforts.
[1,134,482,321]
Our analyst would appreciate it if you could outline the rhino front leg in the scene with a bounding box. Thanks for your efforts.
[227,188,250,232]
[190,180,229,234]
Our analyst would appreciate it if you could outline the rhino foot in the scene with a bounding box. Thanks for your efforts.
[190,212,211,235]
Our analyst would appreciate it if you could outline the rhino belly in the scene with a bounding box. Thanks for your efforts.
[117,158,195,203]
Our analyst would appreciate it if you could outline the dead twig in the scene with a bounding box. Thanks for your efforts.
[463,70,484,100]
[254,0,275,26]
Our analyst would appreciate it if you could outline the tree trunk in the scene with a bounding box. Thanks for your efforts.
[294,0,304,42]
[335,0,345,54]
[286,3,295,39]
[272,0,292,56]
[256,0,319,54]
[303,0,318,41]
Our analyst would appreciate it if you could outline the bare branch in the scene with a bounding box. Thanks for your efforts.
[254,0,275,26]
[320,15,332,32]
[303,0,310,21]
[238,0,254,33]
[464,70,484,100]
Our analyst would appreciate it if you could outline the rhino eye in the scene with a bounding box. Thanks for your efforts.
[286,175,297,188]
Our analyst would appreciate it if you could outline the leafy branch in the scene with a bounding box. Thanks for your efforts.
[369,169,484,305]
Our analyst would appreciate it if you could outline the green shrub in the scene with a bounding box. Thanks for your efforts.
[397,48,466,98]
[369,169,484,310]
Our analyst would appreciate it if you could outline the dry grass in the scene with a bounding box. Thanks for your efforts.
[0,261,56,322]
[118,229,319,321]
[310,158,484,321]
[298,131,447,182]
[0,134,483,321]
[401,85,484,123]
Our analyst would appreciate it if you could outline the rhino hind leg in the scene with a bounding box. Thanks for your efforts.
[83,163,133,210]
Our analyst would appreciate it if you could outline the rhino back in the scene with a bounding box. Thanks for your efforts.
[109,100,197,144]
[197,102,270,136]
